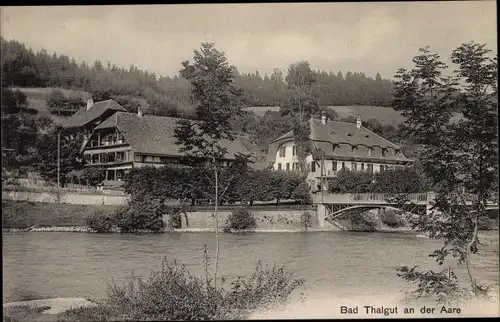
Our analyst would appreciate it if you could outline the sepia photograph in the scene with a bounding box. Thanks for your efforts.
[1,1,498,320]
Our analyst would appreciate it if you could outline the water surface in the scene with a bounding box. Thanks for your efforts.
[3,231,499,314]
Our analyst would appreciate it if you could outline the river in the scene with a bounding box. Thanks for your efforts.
[3,231,499,318]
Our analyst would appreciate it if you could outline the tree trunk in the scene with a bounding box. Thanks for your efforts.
[213,167,220,289]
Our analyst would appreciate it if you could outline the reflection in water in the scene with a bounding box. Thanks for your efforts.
[3,231,499,317]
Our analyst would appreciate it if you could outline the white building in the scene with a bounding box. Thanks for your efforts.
[267,113,413,191]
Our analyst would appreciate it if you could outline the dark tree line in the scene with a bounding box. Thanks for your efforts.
[1,37,395,109]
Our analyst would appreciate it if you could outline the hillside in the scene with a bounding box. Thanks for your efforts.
[245,105,463,126]
[13,87,150,125]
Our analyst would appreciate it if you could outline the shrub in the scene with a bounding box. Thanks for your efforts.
[112,198,165,233]
[350,211,378,232]
[164,203,192,229]
[223,208,257,232]
[86,210,114,233]
[58,257,304,321]
[380,209,406,228]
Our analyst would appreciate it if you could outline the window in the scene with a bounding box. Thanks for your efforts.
[135,154,142,162]
[278,146,286,158]
[92,154,99,164]
[100,153,109,163]
[368,148,373,157]
[332,161,337,172]
[382,149,387,157]
[84,154,92,164]
[292,145,296,156]
[286,163,290,172]
[108,152,115,163]
[277,163,282,171]
[117,133,123,144]
[367,164,373,173]
[352,162,357,171]
[361,163,365,171]
[116,152,125,162]
[311,162,316,172]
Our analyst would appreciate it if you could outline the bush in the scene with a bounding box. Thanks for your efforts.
[223,208,257,232]
[350,211,378,232]
[379,209,406,228]
[85,210,114,233]
[58,257,304,321]
[112,198,165,233]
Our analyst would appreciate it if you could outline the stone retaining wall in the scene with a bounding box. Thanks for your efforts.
[2,190,129,205]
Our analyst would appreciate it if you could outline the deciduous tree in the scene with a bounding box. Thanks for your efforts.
[393,42,498,302]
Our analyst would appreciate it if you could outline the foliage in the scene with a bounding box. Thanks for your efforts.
[1,87,28,114]
[86,210,114,233]
[113,198,165,233]
[164,203,193,229]
[393,42,498,301]
[328,168,374,193]
[1,87,40,172]
[125,165,311,206]
[350,211,378,232]
[174,42,253,288]
[379,209,406,228]
[328,167,427,194]
[223,208,257,232]
[397,266,478,305]
[281,61,319,175]
[77,167,107,187]
[34,128,84,186]
[1,37,395,109]
[58,257,304,321]
[46,89,85,115]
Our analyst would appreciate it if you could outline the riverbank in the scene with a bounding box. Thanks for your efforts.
[3,200,498,232]
[2,225,418,233]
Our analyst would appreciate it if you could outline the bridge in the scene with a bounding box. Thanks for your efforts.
[313,192,499,230]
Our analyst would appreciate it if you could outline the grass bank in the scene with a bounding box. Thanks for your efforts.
[2,201,118,229]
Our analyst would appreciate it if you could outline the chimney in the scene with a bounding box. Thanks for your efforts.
[86,98,94,110]
[137,106,143,118]
[356,115,362,129]
[321,110,327,125]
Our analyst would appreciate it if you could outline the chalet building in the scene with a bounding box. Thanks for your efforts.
[62,99,252,184]
[63,98,128,153]
[267,112,413,191]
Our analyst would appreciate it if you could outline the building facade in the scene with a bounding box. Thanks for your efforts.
[63,99,252,184]
[267,113,413,191]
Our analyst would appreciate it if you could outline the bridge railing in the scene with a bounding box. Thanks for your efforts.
[313,193,431,204]
[313,192,498,205]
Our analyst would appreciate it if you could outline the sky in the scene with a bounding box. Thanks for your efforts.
[1,2,497,80]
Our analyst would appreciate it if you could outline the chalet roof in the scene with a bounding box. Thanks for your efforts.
[63,100,127,129]
[267,118,412,163]
[93,112,251,159]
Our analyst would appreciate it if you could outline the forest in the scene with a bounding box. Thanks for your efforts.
[1,37,395,109]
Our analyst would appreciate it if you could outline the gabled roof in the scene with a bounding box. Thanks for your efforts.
[267,118,412,163]
[270,119,400,149]
[93,112,251,159]
[63,100,127,129]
